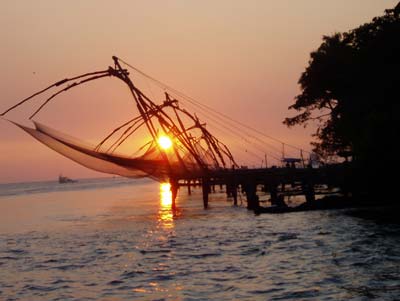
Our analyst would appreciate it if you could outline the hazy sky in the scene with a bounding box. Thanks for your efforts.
[0,0,397,183]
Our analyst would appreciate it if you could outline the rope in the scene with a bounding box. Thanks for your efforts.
[117,57,311,155]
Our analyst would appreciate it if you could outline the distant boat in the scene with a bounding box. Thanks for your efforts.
[58,174,77,184]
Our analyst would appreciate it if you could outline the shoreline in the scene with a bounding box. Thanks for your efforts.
[255,195,400,217]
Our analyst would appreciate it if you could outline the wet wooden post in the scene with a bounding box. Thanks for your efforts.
[269,183,278,206]
[232,184,238,206]
[245,179,259,210]
[187,180,191,195]
[268,181,287,207]
[226,184,232,197]
[306,182,315,203]
[170,178,178,210]
[202,177,209,209]
[231,165,238,206]
[227,173,238,206]
[302,178,315,203]
[232,173,238,206]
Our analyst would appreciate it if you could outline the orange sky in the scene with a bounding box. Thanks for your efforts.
[0,0,397,183]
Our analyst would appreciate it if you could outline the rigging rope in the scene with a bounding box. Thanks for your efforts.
[178,99,283,161]
[117,57,310,156]
[1,55,311,172]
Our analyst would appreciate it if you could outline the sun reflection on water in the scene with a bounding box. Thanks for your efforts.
[160,183,172,207]
[159,183,174,229]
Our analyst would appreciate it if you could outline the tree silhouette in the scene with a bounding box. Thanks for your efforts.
[285,2,400,169]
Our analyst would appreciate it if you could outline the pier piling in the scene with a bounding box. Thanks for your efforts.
[202,177,209,209]
[170,179,178,210]
[174,164,348,212]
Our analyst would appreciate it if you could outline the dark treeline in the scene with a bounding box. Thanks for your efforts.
[285,2,400,203]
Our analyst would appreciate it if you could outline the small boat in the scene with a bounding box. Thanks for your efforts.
[58,174,77,184]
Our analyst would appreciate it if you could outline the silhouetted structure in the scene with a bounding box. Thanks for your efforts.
[284,3,400,203]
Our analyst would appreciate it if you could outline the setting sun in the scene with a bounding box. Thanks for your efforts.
[158,135,173,150]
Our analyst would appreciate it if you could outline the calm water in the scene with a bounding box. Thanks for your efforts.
[0,178,399,300]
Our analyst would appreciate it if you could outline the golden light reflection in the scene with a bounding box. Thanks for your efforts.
[132,288,147,293]
[158,135,172,150]
[159,182,174,229]
[160,183,172,207]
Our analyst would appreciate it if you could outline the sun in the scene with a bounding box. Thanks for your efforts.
[158,135,173,150]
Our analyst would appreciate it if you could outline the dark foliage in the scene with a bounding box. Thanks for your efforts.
[285,3,400,200]
[285,3,400,164]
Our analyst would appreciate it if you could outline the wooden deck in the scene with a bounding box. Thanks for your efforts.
[171,164,352,211]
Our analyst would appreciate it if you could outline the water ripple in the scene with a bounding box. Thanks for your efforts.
[1,181,399,300]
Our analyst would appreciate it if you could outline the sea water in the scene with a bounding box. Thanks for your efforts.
[0,177,399,300]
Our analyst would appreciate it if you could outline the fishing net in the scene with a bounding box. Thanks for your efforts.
[13,120,207,182]
[2,56,309,181]
[0,57,239,182]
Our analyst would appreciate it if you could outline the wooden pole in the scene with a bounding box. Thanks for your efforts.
[202,177,209,209]
[245,179,259,210]
[170,179,178,210]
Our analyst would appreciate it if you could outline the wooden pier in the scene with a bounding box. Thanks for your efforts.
[172,164,352,212]
[0,56,355,213]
